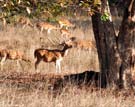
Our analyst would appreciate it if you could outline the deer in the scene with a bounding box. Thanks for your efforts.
[58,18,75,29]
[2,18,7,27]
[73,39,96,51]
[36,22,59,34]
[60,29,72,38]
[18,16,33,29]
[0,49,31,71]
[34,38,75,73]
[0,17,7,29]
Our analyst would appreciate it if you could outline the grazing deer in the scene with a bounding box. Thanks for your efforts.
[58,19,75,29]
[0,49,31,71]
[36,22,58,34]
[18,17,33,28]
[34,38,75,73]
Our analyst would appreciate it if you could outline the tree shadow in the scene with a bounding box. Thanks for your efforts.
[52,70,100,91]
[0,70,100,93]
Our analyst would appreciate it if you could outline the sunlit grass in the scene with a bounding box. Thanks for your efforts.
[0,21,99,74]
[0,84,135,107]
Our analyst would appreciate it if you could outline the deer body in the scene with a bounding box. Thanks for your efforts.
[58,19,74,29]
[18,17,33,28]
[60,29,71,39]
[0,49,30,70]
[74,40,96,51]
[36,22,58,34]
[34,40,73,73]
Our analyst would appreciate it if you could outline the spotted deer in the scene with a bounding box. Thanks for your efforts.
[36,22,58,34]
[60,29,72,39]
[0,49,31,70]
[18,17,33,29]
[73,39,96,51]
[34,38,75,73]
[58,19,75,29]
[0,18,7,29]
[2,18,7,27]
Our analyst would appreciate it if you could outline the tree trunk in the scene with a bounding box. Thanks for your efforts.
[118,0,135,89]
[91,0,121,88]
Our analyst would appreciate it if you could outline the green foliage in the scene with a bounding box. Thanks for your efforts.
[100,12,110,21]
[0,1,73,22]
[0,0,103,23]
[79,0,93,7]
[108,0,118,4]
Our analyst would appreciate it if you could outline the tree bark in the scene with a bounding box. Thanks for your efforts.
[91,0,121,88]
[118,0,135,89]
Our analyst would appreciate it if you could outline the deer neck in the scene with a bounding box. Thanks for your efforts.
[61,45,70,56]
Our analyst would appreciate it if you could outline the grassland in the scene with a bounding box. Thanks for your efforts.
[0,18,99,73]
[0,18,135,107]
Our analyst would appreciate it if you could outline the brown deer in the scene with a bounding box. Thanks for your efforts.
[0,49,31,70]
[73,39,96,51]
[2,18,7,27]
[34,38,75,73]
[36,22,58,34]
[60,29,72,39]
[18,17,33,29]
[0,17,7,29]
[58,18,75,29]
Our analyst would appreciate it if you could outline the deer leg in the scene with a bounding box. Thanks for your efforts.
[56,59,62,73]
[0,55,7,71]
[56,60,60,73]
[39,27,43,35]
[17,59,24,72]
[58,61,61,73]
[60,24,63,29]
[22,24,26,29]
[47,29,51,34]
[35,59,41,70]
[66,26,68,30]
[56,61,58,73]
[16,60,20,72]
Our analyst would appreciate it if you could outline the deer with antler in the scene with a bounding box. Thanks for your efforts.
[34,38,75,73]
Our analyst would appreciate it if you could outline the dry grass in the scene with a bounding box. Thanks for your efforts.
[0,84,135,107]
[0,18,135,107]
[0,18,99,74]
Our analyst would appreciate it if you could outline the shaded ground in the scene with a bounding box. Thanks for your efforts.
[0,70,100,91]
